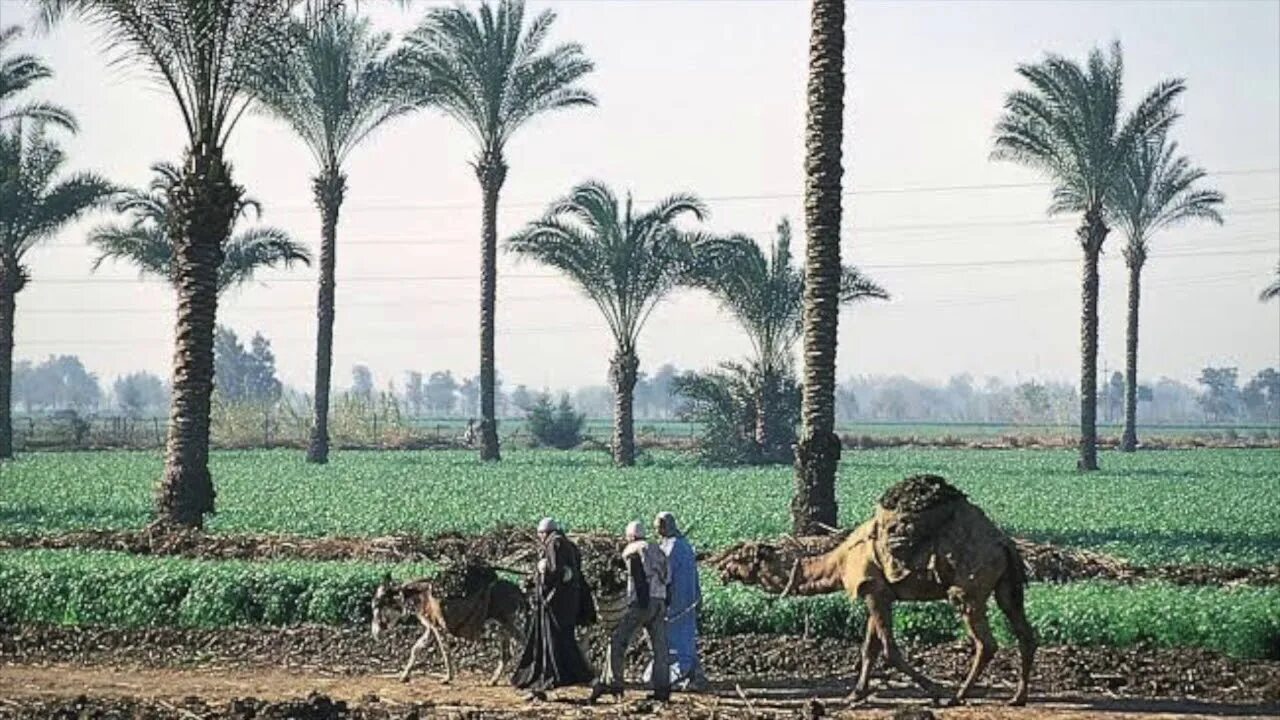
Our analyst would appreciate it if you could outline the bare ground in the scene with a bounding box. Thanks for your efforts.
[1,625,1276,719]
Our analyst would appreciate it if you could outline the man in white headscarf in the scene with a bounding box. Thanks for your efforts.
[588,520,671,703]
[646,510,706,690]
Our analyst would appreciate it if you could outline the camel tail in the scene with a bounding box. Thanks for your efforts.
[1001,540,1028,607]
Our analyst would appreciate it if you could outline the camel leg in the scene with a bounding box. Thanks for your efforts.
[431,625,453,684]
[400,627,434,682]
[850,614,883,701]
[995,576,1037,706]
[952,601,997,705]
[867,592,946,701]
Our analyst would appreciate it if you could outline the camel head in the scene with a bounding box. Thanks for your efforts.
[710,540,804,595]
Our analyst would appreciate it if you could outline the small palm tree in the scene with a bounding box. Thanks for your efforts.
[251,10,419,464]
[1110,136,1223,452]
[793,0,847,534]
[692,219,887,461]
[89,163,309,294]
[0,122,114,459]
[1262,266,1280,302]
[992,42,1184,471]
[507,181,710,467]
[0,25,76,131]
[41,0,302,527]
[405,0,595,462]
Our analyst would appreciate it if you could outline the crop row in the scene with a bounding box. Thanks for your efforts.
[2,449,1278,565]
[1,550,1276,659]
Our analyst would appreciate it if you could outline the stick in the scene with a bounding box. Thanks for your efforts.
[733,684,759,718]
[156,700,204,720]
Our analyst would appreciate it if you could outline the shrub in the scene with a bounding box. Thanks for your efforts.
[526,393,584,449]
[674,363,799,466]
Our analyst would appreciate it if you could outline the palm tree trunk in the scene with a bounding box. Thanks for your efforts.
[610,346,639,467]
[792,0,845,535]
[154,146,239,529]
[755,375,771,457]
[1121,257,1143,452]
[476,153,507,462]
[1076,209,1107,472]
[0,264,17,460]
[307,170,347,464]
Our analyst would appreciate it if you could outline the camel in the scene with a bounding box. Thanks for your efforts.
[713,477,1037,706]
[371,573,525,685]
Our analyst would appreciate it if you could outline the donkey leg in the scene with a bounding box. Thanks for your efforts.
[868,593,946,701]
[400,627,434,682]
[431,625,453,684]
[490,620,519,686]
[995,577,1037,706]
[850,614,883,701]
[952,600,997,705]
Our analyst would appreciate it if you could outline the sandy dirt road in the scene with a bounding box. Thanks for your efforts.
[1,663,1274,719]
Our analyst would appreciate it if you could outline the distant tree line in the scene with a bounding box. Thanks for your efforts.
[11,344,1277,429]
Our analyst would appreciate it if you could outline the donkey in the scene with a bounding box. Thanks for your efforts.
[371,573,525,685]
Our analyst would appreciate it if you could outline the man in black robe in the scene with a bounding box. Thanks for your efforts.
[512,517,593,699]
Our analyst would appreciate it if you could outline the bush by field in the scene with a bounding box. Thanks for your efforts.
[2,449,1277,566]
[0,550,1275,659]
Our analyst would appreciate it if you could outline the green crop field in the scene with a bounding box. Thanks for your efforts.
[1,447,1278,658]
[1,549,1276,658]
[2,448,1277,565]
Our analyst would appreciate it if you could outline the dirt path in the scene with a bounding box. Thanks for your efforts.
[0,663,1273,719]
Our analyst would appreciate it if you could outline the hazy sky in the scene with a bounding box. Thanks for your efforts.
[6,0,1279,394]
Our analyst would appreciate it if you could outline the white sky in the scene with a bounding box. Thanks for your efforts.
[4,0,1279,393]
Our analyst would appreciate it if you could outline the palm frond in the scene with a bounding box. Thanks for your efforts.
[0,123,114,261]
[219,226,312,292]
[404,0,594,158]
[506,180,706,348]
[688,217,888,375]
[0,24,78,132]
[1261,265,1280,303]
[251,10,420,173]
[40,0,303,148]
[993,41,1185,224]
[1109,133,1224,264]
[86,161,303,294]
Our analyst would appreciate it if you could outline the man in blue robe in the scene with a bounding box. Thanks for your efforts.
[646,510,706,690]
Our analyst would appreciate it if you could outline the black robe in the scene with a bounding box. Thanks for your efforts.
[511,531,594,690]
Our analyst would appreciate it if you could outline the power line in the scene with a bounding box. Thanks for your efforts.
[34,204,1280,249]
[27,246,1278,286]
[250,168,1280,213]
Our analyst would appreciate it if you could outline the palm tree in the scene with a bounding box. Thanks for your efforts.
[692,218,887,461]
[0,122,114,459]
[89,163,309,294]
[507,181,710,467]
[1110,136,1223,452]
[1262,266,1280,302]
[792,0,847,534]
[251,11,419,465]
[992,42,1184,472]
[0,25,76,131]
[41,0,301,527]
[405,0,595,462]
